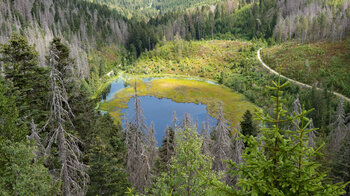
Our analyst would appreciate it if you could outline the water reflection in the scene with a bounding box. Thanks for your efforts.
[121,96,217,145]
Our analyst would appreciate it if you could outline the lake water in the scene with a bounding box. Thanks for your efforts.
[101,77,218,145]
[121,96,217,145]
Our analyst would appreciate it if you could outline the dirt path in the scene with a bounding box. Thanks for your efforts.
[257,48,350,102]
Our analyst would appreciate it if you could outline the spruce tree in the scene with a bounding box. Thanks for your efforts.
[44,38,88,195]
[125,81,152,192]
[152,127,222,195]
[212,105,233,182]
[156,126,175,173]
[201,119,212,156]
[86,113,129,195]
[329,99,347,154]
[0,33,49,125]
[0,77,26,142]
[331,134,350,194]
[0,78,58,195]
[204,75,348,195]
[240,110,256,137]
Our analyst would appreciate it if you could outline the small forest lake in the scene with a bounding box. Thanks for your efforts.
[99,74,255,144]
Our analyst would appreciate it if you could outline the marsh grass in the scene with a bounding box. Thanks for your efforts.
[100,77,255,126]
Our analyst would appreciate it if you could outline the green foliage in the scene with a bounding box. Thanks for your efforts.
[0,78,58,195]
[262,39,350,97]
[87,46,125,98]
[86,133,129,195]
[0,140,59,196]
[331,134,350,193]
[155,127,175,173]
[81,98,129,195]
[240,110,257,137]
[0,33,49,125]
[90,0,222,20]
[0,78,26,142]
[209,76,348,195]
[132,40,255,78]
[152,127,222,195]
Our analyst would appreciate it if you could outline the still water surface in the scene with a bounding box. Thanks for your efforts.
[102,77,217,144]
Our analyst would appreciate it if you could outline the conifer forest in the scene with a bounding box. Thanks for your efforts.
[1,0,350,195]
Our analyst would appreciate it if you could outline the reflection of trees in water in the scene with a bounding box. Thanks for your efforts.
[100,83,112,100]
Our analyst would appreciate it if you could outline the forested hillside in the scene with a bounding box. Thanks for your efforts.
[0,0,129,77]
[1,0,350,195]
[88,0,222,19]
[262,38,350,97]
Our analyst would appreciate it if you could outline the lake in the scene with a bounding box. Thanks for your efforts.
[100,74,255,145]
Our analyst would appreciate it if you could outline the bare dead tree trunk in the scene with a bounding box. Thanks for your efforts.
[183,113,195,130]
[201,120,212,156]
[44,46,88,196]
[125,81,153,193]
[292,94,302,131]
[27,119,44,161]
[308,118,317,148]
[172,111,178,130]
[212,104,233,183]
[329,99,347,154]
[146,122,158,171]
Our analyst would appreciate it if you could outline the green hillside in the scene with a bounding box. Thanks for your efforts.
[131,39,255,79]
[262,38,350,97]
[1,0,350,195]
[88,0,222,19]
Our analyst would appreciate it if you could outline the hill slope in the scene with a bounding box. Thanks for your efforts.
[261,38,350,97]
[88,0,222,19]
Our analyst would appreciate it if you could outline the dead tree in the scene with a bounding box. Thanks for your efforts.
[329,99,347,153]
[125,124,146,192]
[230,125,244,186]
[44,44,88,196]
[308,118,317,148]
[125,80,152,192]
[172,111,178,130]
[292,95,317,147]
[232,122,244,166]
[27,119,44,161]
[200,116,212,156]
[146,122,158,171]
[183,113,193,129]
[212,105,232,173]
[134,81,148,134]
[292,94,302,131]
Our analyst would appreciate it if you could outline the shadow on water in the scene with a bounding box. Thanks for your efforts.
[101,77,129,101]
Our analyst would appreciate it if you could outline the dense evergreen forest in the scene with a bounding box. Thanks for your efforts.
[0,0,350,195]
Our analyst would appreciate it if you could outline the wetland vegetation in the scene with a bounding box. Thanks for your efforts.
[100,74,255,130]
[1,0,350,195]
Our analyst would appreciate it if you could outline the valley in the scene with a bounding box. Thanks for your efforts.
[0,0,350,195]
